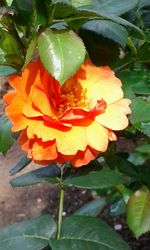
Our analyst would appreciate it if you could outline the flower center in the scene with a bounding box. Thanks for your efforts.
[57,81,87,116]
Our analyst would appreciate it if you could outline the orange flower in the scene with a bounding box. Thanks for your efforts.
[4,59,131,167]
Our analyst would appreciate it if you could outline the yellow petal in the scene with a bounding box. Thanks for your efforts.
[96,99,131,130]
[33,122,62,141]
[79,61,123,104]
[86,121,108,151]
[23,102,43,117]
[56,126,87,155]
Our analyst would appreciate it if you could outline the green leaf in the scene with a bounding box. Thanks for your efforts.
[0,65,17,76]
[139,122,150,137]
[128,152,147,166]
[75,197,107,216]
[81,20,128,48]
[38,29,85,84]
[91,0,139,16]
[34,0,49,26]
[50,0,78,19]
[117,70,150,99]
[71,0,92,7]
[102,15,144,39]
[6,0,13,6]
[0,215,57,250]
[63,168,126,189]
[12,0,33,26]
[0,28,21,55]
[109,198,126,217]
[10,164,60,187]
[138,0,150,8]
[0,115,14,154]
[138,42,150,63]
[79,23,120,66]
[136,144,150,154]
[50,215,131,250]
[129,97,150,124]
[127,189,150,237]
[105,154,138,178]
[0,28,23,71]
[9,156,31,176]
[23,38,36,69]
[68,4,143,38]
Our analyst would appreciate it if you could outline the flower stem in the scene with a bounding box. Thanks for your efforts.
[57,185,64,239]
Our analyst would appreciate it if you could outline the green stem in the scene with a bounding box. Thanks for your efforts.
[53,16,105,24]
[48,5,56,26]
[57,185,64,239]
[114,60,134,72]
[127,37,137,56]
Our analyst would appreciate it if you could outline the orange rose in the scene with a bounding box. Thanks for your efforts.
[4,59,131,167]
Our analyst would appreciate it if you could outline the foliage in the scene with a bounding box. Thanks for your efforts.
[0,0,150,249]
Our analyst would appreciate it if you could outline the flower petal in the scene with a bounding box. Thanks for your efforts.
[56,126,87,155]
[5,94,27,131]
[30,85,53,116]
[8,59,44,100]
[59,100,106,124]
[33,121,62,141]
[31,140,58,161]
[96,99,131,130]
[23,102,43,117]
[108,130,117,141]
[19,130,32,151]
[3,91,17,104]
[71,146,97,167]
[79,60,123,104]
[86,121,109,151]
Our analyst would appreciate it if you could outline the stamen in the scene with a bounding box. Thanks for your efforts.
[57,83,87,116]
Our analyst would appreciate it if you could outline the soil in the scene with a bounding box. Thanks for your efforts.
[0,77,150,250]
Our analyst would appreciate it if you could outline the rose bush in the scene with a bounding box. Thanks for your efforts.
[1,1,150,249]
[4,59,131,167]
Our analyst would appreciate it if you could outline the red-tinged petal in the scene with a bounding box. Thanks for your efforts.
[86,121,109,151]
[19,130,33,151]
[71,146,97,167]
[3,91,17,104]
[96,99,131,130]
[56,126,87,155]
[23,102,43,118]
[30,85,53,116]
[43,116,71,130]
[78,60,123,104]
[31,140,58,161]
[59,100,106,124]
[42,70,61,104]
[8,59,44,100]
